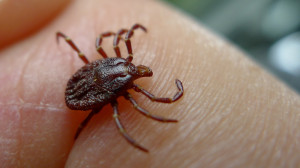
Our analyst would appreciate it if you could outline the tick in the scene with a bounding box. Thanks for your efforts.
[56,24,184,152]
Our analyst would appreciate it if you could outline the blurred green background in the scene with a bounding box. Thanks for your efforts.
[163,0,300,93]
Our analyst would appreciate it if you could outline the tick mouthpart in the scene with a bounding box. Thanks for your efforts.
[136,65,153,77]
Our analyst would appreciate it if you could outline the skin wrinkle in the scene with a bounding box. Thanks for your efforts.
[246,97,268,164]
[0,107,20,167]
[199,100,228,144]
[175,94,227,166]
[16,46,41,167]
[0,102,65,112]
[6,38,65,167]
[240,112,259,161]
[36,47,67,107]
[229,118,256,166]
[276,107,294,166]
[14,48,35,168]
[21,37,66,165]
[214,63,274,165]
[257,97,280,166]
[267,112,281,167]
[266,129,280,166]
[196,86,222,124]
[56,41,78,82]
[16,103,22,168]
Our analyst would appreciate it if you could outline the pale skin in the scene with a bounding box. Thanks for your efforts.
[0,0,299,167]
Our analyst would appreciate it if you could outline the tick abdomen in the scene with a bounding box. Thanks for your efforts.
[65,59,116,110]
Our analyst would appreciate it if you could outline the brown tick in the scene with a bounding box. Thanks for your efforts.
[56,24,184,152]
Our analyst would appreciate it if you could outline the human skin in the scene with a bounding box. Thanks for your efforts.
[0,0,299,167]
[0,0,71,49]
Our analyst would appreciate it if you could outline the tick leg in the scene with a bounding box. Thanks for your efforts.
[56,32,89,64]
[95,32,116,58]
[111,100,149,152]
[133,79,184,103]
[74,106,103,139]
[125,24,147,62]
[124,93,178,122]
[113,29,128,58]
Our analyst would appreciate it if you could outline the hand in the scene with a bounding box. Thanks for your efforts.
[1,0,299,167]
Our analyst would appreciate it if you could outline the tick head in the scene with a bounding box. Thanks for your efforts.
[136,65,153,77]
[127,64,153,80]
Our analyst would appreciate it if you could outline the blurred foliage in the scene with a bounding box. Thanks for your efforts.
[163,0,300,92]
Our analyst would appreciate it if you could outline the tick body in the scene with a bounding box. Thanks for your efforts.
[56,24,184,152]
